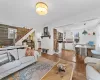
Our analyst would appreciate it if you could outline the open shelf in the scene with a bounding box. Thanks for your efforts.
[41,35,51,39]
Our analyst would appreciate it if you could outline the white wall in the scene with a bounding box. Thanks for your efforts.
[41,37,52,49]
[43,21,99,55]
[34,27,43,50]
[64,30,74,50]
[63,19,99,45]
[41,9,100,55]
[40,27,54,55]
[55,27,63,54]
[64,27,96,50]
[72,28,96,44]
[96,23,100,51]
[65,30,73,39]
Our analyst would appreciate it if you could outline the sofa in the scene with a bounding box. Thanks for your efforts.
[84,57,100,80]
[0,46,41,79]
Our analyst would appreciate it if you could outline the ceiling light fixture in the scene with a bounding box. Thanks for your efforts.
[36,2,48,15]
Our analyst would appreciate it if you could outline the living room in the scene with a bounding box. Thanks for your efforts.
[0,0,100,80]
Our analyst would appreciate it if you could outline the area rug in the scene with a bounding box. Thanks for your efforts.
[1,57,56,80]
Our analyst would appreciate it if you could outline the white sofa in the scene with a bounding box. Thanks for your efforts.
[0,47,41,79]
[84,57,100,80]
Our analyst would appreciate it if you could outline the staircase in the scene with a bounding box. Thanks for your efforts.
[15,28,35,45]
[0,24,35,47]
[15,27,32,42]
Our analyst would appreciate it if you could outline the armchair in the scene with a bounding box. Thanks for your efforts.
[84,57,100,80]
[86,65,100,80]
[91,50,100,59]
[84,57,100,64]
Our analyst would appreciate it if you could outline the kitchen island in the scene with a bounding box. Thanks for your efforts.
[75,44,95,56]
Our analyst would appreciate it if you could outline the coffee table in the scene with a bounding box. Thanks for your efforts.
[41,59,75,80]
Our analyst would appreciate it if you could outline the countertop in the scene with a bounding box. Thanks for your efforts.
[75,44,95,49]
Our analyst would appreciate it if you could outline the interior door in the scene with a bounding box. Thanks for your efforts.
[53,29,58,52]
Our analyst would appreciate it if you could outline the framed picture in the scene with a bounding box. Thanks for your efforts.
[58,32,63,42]
[74,32,79,38]
[44,27,48,36]
[8,28,17,39]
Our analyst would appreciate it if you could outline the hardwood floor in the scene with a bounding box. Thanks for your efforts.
[42,50,86,80]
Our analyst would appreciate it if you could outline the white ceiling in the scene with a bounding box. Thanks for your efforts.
[0,0,100,28]
[61,19,99,30]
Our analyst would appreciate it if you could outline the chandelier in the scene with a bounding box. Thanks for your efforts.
[36,2,48,15]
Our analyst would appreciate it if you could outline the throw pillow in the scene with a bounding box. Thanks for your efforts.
[25,48,34,56]
[0,52,9,66]
[31,48,34,56]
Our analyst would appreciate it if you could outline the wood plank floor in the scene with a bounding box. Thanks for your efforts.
[42,59,74,80]
[42,50,86,80]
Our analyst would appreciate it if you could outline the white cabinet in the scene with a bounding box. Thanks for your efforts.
[65,43,74,50]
